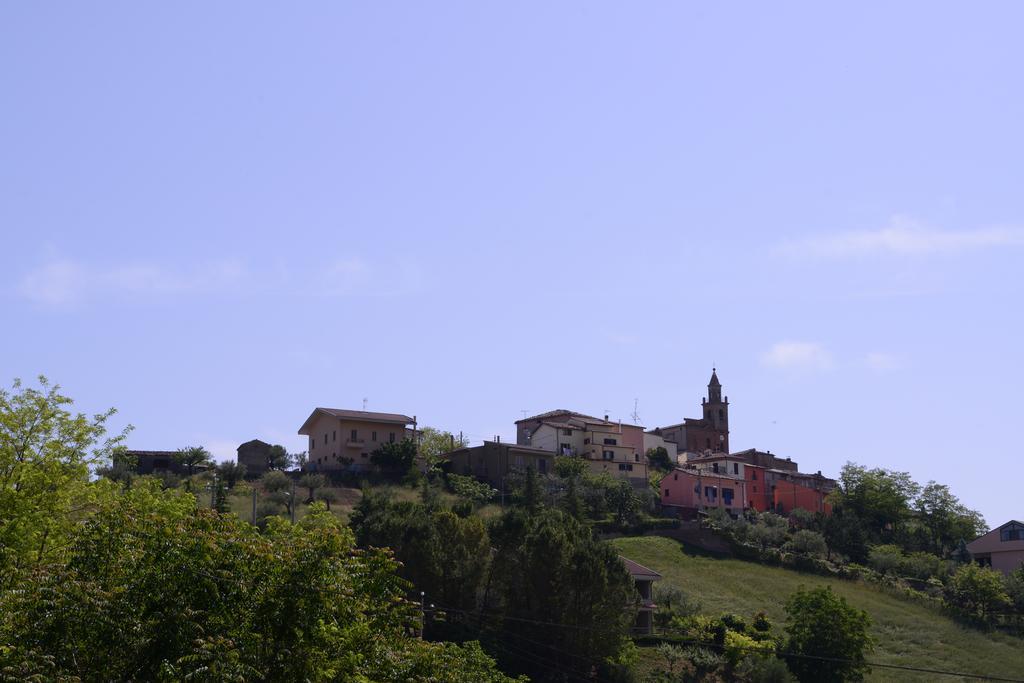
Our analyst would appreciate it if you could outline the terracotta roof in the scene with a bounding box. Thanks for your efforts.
[298,408,415,434]
[619,556,662,579]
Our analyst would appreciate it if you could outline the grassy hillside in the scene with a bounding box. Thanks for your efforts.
[611,536,1024,682]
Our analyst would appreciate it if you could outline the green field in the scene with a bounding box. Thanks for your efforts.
[611,536,1024,682]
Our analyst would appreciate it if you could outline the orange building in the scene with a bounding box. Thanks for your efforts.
[660,468,748,516]
[773,478,831,515]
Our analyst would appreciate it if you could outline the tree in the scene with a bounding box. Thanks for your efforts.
[267,444,292,471]
[944,563,1011,622]
[867,544,903,575]
[371,438,418,475]
[784,587,873,682]
[606,479,639,527]
[215,460,246,489]
[833,463,919,542]
[299,472,327,503]
[447,473,496,506]
[0,486,521,681]
[419,427,468,468]
[822,506,869,563]
[174,446,212,476]
[1005,566,1024,614]
[646,446,674,472]
[0,376,127,580]
[316,486,339,511]
[553,455,588,479]
[915,482,986,556]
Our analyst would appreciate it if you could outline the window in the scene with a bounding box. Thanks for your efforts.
[538,459,547,474]
[311,439,314,450]
[664,489,670,497]
[704,486,717,500]
[618,463,626,471]
[627,463,633,471]
[324,434,328,445]
[372,431,377,441]
[350,429,358,441]
[718,409,724,420]
[603,438,617,445]
[563,428,573,436]
[560,442,571,453]
[1000,525,1024,542]
[634,453,640,462]
[733,463,739,475]
[584,438,591,445]
[602,450,615,460]
[752,470,757,480]
[723,488,734,505]
[389,432,395,443]
[712,463,719,473]
[673,473,678,480]
[706,438,711,448]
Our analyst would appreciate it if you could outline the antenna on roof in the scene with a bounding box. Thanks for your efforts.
[362,398,368,411]
[631,398,642,425]
[520,409,529,419]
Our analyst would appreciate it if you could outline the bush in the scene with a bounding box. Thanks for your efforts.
[786,530,827,558]
[724,630,772,667]
[784,587,873,682]
[898,551,942,581]
[944,563,1011,622]
[867,544,902,575]
[736,654,796,683]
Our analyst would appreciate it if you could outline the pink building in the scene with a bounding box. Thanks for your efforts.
[660,468,748,516]
[967,520,1024,576]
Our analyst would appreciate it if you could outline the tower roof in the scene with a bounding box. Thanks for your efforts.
[708,368,721,387]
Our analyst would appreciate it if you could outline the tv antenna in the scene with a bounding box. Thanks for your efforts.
[520,409,530,419]
[362,397,368,411]
[631,398,642,425]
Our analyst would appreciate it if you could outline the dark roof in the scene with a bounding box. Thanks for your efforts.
[619,556,662,579]
[298,408,415,434]
[709,368,721,386]
[126,450,178,457]
[516,409,604,424]
[238,439,270,449]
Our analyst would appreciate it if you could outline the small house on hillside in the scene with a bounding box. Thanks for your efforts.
[237,439,272,476]
[967,520,1024,575]
[620,556,661,634]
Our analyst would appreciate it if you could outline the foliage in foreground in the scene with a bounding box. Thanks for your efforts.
[783,586,873,682]
[0,486,521,682]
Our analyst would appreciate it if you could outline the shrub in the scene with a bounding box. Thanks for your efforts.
[944,563,1011,622]
[867,544,902,575]
[724,630,772,666]
[898,551,942,581]
[786,530,827,558]
[784,587,873,682]
[736,654,796,683]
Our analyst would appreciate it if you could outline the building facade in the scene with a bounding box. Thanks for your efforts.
[967,521,1024,575]
[660,468,748,516]
[516,410,648,487]
[444,440,554,489]
[237,439,272,476]
[649,369,730,456]
[298,408,417,472]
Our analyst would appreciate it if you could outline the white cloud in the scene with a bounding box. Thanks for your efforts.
[864,352,902,371]
[17,258,248,305]
[16,253,420,306]
[779,215,1024,258]
[760,341,833,371]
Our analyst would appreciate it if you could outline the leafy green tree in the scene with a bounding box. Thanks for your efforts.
[447,473,496,506]
[0,376,127,580]
[419,426,468,468]
[1005,566,1024,614]
[267,444,293,471]
[371,438,418,475]
[316,486,339,511]
[783,586,874,682]
[646,446,674,472]
[944,563,1011,622]
[515,465,543,512]
[562,475,584,520]
[606,479,639,526]
[915,482,987,556]
[174,445,212,476]
[299,472,328,503]
[213,478,229,513]
[554,455,588,479]
[867,544,903,575]
[96,447,138,488]
[485,508,634,681]
[833,463,919,543]
[0,485,520,681]
[215,460,246,489]
[750,513,788,551]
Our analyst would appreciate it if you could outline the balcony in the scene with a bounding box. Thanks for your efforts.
[345,439,366,448]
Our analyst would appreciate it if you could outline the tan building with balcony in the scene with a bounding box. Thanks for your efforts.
[515,409,648,487]
[298,408,417,472]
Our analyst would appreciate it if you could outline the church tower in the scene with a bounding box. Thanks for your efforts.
[701,368,729,452]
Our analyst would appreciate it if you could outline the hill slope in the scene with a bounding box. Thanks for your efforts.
[611,536,1024,682]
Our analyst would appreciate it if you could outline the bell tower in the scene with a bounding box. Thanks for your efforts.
[701,368,729,452]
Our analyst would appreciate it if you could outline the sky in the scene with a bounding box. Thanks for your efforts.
[2,2,1023,527]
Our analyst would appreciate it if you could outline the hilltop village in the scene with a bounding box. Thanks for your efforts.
[129,370,835,519]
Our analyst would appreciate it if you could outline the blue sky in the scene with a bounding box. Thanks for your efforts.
[2,2,1022,526]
